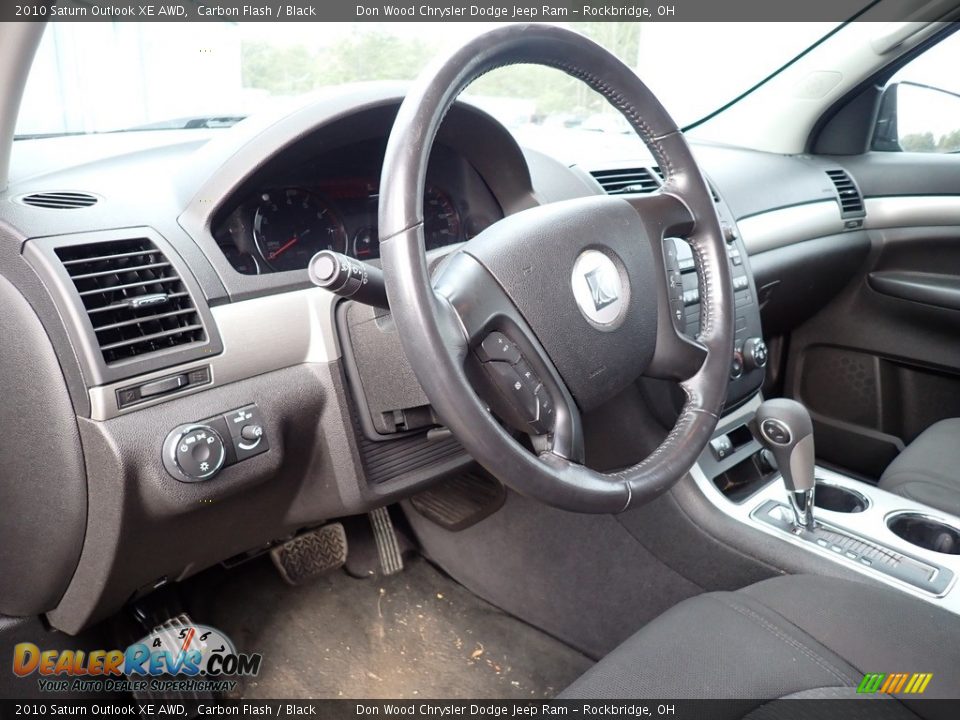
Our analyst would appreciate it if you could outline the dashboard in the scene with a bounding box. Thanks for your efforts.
[213,139,503,273]
[0,87,866,635]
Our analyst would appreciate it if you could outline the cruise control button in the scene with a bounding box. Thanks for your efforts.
[536,390,555,430]
[514,360,540,389]
[484,361,540,423]
[476,332,522,365]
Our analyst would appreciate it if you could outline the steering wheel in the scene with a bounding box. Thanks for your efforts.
[378,24,734,513]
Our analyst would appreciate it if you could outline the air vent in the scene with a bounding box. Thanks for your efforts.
[54,238,206,365]
[825,169,865,218]
[590,167,661,195]
[18,191,98,209]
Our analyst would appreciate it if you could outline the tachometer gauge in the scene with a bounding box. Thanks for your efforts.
[352,227,379,260]
[423,186,462,250]
[254,189,347,272]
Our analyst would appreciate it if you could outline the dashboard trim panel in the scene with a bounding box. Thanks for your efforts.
[864,195,960,230]
[738,201,844,254]
[88,287,341,421]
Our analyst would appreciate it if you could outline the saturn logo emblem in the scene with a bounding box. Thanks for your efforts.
[571,250,628,329]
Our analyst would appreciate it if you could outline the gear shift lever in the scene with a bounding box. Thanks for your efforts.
[752,399,816,530]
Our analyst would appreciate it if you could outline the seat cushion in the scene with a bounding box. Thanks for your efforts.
[561,574,960,715]
[880,419,960,517]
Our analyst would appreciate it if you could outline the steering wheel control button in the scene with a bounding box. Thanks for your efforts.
[476,332,522,365]
[533,388,555,434]
[761,418,792,446]
[223,404,270,462]
[485,361,539,419]
[571,249,628,330]
[163,424,227,482]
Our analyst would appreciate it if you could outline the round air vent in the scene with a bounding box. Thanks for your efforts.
[16,191,99,209]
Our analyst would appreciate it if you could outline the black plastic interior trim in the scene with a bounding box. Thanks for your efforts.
[868,270,960,311]
[808,23,960,154]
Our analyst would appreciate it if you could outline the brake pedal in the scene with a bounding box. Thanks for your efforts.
[270,523,347,585]
[369,507,404,575]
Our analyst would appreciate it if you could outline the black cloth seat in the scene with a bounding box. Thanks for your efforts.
[880,419,960,517]
[561,574,960,715]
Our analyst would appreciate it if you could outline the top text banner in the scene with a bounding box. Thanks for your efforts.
[4,0,959,23]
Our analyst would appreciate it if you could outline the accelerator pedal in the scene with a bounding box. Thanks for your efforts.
[270,523,347,585]
[369,507,404,576]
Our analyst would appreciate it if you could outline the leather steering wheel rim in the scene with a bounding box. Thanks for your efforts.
[379,24,734,513]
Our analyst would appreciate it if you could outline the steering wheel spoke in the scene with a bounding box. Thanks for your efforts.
[619,191,709,381]
[622,191,695,239]
[433,251,584,463]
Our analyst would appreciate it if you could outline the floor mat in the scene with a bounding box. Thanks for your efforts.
[187,555,592,699]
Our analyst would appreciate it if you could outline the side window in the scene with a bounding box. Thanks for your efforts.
[873,31,960,153]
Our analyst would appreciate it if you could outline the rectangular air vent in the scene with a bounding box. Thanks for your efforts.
[54,238,206,365]
[826,169,865,218]
[590,167,661,195]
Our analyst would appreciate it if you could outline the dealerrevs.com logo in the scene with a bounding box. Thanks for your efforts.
[12,623,262,694]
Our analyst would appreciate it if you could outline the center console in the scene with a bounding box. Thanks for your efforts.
[693,395,960,613]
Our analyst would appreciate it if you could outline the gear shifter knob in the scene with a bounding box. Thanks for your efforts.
[752,398,816,529]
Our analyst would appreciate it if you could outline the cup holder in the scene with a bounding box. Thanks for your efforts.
[814,482,869,513]
[887,512,960,555]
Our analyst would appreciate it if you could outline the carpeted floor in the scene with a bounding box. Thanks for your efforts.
[186,555,592,699]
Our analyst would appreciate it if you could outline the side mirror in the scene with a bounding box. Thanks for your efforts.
[873,81,960,153]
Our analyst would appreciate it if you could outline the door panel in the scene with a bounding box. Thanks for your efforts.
[785,222,960,478]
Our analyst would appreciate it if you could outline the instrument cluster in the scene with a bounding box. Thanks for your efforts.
[213,140,502,274]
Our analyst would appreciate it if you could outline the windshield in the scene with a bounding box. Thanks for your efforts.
[16,21,836,140]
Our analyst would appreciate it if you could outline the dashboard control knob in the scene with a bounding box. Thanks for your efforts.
[240,424,264,443]
[743,337,768,370]
[163,424,226,482]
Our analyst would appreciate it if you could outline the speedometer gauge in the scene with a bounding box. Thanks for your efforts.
[423,186,462,250]
[254,189,347,272]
